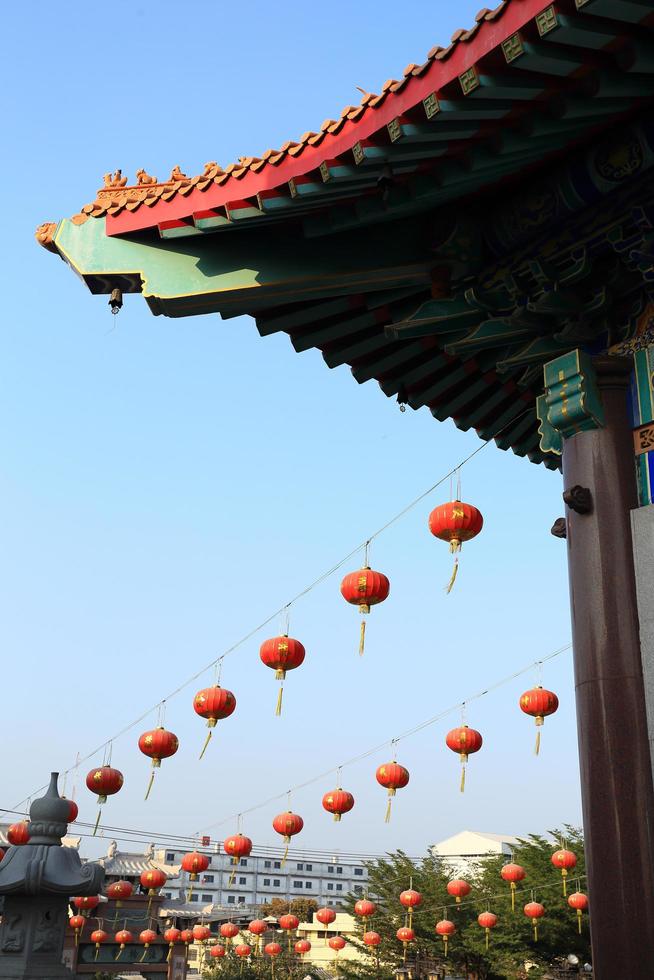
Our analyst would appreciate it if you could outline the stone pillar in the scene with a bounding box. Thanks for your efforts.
[541,352,654,979]
[631,504,654,786]
[0,773,104,980]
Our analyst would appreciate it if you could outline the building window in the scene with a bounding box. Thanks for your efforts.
[273,879,281,887]
[354,885,363,894]
[188,894,198,902]
[239,877,246,885]
[165,851,176,863]
[203,874,214,883]
[305,882,311,889]
[306,864,312,871]
[336,884,343,891]
[274,861,281,869]
[354,868,363,876]
[327,883,334,891]
[336,867,343,874]
[264,879,270,886]
[293,881,302,888]
[328,866,334,873]
[188,949,197,961]
[228,896,236,904]
[240,859,248,867]
[296,863,304,871]
[238,896,245,904]
[201,893,213,902]
[264,861,271,869]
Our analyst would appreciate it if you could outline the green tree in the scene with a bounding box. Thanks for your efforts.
[336,828,589,980]
[258,897,318,922]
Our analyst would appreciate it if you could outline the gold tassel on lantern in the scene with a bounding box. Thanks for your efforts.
[199,722,216,761]
[275,684,284,717]
[459,752,467,793]
[359,616,367,656]
[510,882,516,913]
[384,788,395,824]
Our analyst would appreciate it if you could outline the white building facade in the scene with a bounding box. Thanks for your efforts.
[430,830,520,877]
[155,846,369,911]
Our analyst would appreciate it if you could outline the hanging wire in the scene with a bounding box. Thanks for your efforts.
[10,431,528,813]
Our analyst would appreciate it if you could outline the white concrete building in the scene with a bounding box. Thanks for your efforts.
[431,830,520,876]
[155,845,369,911]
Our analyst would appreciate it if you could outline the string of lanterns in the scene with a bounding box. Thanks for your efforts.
[65,859,588,966]
[3,642,570,856]
[13,440,494,815]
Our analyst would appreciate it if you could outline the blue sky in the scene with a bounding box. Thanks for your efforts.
[1,0,580,858]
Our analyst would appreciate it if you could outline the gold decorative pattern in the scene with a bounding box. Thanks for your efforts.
[459,66,480,96]
[536,5,558,35]
[501,32,524,63]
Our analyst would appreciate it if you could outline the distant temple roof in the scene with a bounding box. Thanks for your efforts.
[97,840,180,880]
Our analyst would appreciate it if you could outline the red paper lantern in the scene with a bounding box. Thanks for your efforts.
[180,929,194,945]
[354,899,376,923]
[91,928,109,959]
[249,920,268,936]
[445,725,483,792]
[435,919,456,957]
[396,927,415,943]
[193,685,236,759]
[272,811,303,862]
[340,566,390,655]
[524,901,545,941]
[399,889,421,928]
[85,766,123,835]
[568,892,589,934]
[265,942,282,957]
[85,766,123,804]
[181,851,210,880]
[446,879,471,903]
[224,833,253,862]
[138,727,179,800]
[107,879,133,904]
[329,935,346,952]
[295,939,311,955]
[7,822,30,845]
[210,945,227,958]
[73,895,100,915]
[316,907,336,925]
[235,944,252,958]
[279,914,299,932]
[64,798,79,823]
[220,922,240,940]
[69,915,85,945]
[193,925,211,943]
[428,500,483,592]
[139,928,157,952]
[376,761,410,822]
[140,868,167,895]
[363,931,381,947]
[551,849,577,895]
[260,635,305,715]
[477,912,498,950]
[164,927,181,961]
[115,929,133,959]
[500,863,526,912]
[322,788,355,822]
[519,687,559,755]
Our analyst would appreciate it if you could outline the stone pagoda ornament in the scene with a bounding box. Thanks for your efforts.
[0,772,104,979]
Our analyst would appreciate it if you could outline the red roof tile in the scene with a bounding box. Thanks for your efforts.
[59,0,568,233]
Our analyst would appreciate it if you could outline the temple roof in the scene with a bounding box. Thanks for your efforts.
[97,840,180,879]
[38,0,654,468]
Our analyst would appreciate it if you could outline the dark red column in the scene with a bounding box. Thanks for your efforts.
[562,356,654,978]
